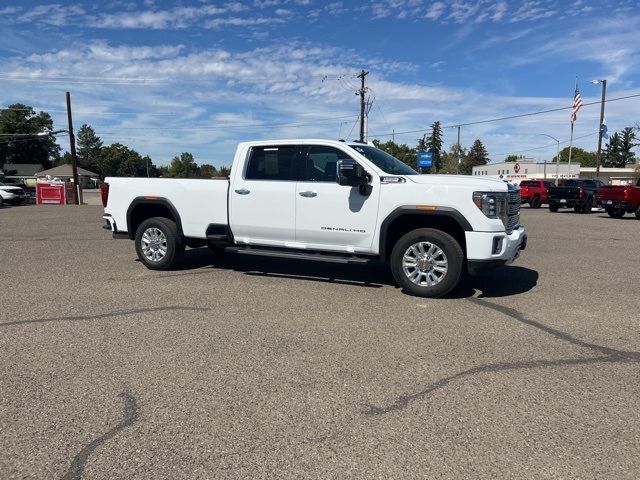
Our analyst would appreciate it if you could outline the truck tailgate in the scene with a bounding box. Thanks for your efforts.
[548,186,581,199]
[597,186,629,201]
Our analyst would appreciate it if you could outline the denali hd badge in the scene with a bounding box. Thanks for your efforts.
[321,227,366,233]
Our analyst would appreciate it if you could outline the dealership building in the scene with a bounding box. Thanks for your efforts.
[472,160,637,185]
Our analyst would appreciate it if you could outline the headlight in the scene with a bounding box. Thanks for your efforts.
[473,191,507,219]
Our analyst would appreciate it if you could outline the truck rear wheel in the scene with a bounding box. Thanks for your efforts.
[530,196,541,209]
[135,217,184,270]
[606,208,625,218]
[583,197,593,213]
[635,205,640,219]
[390,228,463,298]
[549,204,559,212]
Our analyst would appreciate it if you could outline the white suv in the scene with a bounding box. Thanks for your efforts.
[0,182,27,206]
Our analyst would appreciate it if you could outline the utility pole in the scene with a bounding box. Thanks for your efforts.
[456,125,461,175]
[65,91,80,205]
[357,70,369,142]
[594,79,607,178]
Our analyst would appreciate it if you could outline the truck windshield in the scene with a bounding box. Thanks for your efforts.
[348,145,418,175]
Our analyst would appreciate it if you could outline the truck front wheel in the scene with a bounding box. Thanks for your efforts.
[390,228,463,298]
[135,217,184,270]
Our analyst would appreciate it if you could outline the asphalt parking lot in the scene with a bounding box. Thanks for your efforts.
[1,204,639,479]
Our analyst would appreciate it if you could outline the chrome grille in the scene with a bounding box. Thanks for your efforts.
[505,187,520,234]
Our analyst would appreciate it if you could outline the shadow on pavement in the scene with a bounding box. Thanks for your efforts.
[178,248,538,298]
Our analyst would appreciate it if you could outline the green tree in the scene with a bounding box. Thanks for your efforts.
[438,144,467,174]
[99,143,156,177]
[216,166,231,177]
[0,104,60,169]
[167,152,199,178]
[552,147,597,167]
[505,154,525,162]
[460,139,488,175]
[603,133,623,168]
[424,121,443,171]
[620,126,637,166]
[372,139,417,170]
[76,124,104,174]
[198,164,218,178]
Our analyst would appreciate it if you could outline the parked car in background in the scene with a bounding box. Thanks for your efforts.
[519,179,554,208]
[0,182,27,206]
[548,179,604,213]
[596,178,640,219]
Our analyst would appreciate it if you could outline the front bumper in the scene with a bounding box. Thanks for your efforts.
[465,226,527,274]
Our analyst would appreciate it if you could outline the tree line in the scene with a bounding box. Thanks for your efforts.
[0,103,231,179]
[505,126,637,168]
[373,121,490,175]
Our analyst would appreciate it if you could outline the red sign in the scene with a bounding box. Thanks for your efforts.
[514,163,521,173]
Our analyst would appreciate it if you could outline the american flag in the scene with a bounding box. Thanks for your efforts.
[570,83,583,124]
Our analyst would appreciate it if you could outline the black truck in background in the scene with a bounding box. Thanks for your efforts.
[548,179,605,213]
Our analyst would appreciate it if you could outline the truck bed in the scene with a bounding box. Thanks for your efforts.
[103,177,229,238]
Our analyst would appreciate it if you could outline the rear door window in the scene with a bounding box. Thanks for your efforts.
[245,146,301,181]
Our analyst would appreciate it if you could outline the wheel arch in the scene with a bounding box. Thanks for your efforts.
[126,197,183,240]
[379,206,472,260]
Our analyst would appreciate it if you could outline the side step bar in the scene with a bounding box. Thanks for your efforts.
[223,246,375,265]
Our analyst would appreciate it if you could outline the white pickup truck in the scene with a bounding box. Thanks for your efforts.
[102,139,527,297]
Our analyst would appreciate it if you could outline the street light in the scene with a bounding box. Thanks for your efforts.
[538,133,561,185]
[591,79,607,178]
[0,129,67,138]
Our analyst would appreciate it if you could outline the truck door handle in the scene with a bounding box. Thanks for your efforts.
[299,191,317,198]
[234,188,250,195]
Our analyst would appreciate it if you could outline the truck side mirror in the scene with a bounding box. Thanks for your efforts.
[337,159,368,187]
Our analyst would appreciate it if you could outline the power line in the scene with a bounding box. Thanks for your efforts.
[370,92,640,138]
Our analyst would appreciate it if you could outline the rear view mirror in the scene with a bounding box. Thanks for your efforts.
[337,159,368,187]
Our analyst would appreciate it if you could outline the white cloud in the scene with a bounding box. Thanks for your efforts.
[425,1,445,20]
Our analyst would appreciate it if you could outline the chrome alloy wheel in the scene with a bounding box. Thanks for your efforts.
[402,241,448,286]
[141,227,168,262]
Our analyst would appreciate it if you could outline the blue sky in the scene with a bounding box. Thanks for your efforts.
[1,0,639,167]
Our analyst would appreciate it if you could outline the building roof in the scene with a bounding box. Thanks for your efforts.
[38,164,99,177]
[2,163,44,176]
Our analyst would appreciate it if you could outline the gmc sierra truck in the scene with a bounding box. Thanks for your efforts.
[101,140,527,298]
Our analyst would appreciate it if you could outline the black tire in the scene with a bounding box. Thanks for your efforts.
[530,196,542,209]
[134,217,184,270]
[549,204,559,212]
[635,205,640,220]
[583,197,593,213]
[390,228,464,298]
[606,208,625,218]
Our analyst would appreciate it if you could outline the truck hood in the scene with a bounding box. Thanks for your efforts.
[405,174,509,192]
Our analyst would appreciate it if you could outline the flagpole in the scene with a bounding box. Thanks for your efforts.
[567,122,574,178]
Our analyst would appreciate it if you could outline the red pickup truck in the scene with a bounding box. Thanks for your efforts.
[596,178,640,218]
[519,179,554,208]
